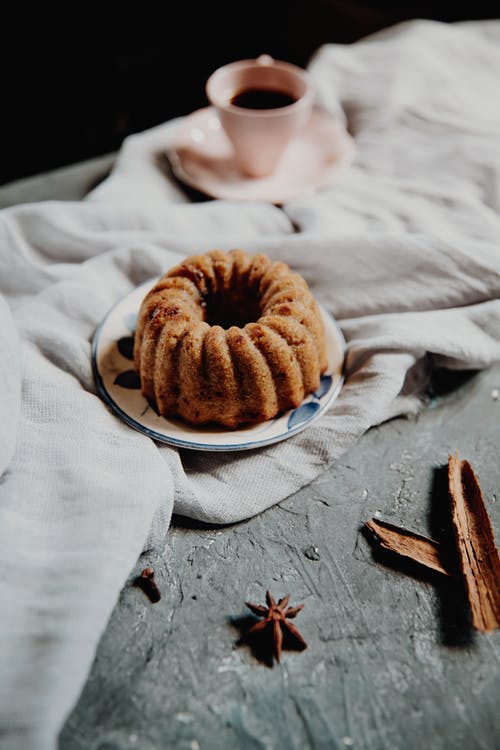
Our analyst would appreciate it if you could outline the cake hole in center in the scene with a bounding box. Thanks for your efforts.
[205,289,262,329]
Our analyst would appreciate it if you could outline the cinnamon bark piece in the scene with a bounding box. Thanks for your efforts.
[448,455,500,633]
[365,518,452,577]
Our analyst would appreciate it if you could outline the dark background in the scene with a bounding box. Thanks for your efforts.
[2,1,497,185]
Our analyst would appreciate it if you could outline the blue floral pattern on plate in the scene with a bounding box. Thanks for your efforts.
[313,374,333,399]
[286,374,333,429]
[287,401,321,429]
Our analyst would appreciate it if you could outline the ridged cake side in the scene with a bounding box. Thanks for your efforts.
[133,249,328,428]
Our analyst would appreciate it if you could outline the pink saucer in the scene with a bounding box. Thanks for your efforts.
[167,106,355,204]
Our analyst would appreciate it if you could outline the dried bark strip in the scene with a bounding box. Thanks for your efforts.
[448,455,500,632]
[365,518,452,577]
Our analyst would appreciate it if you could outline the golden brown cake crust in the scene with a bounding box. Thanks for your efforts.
[133,249,328,428]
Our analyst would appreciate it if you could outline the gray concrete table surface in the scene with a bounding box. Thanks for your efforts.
[2,161,499,750]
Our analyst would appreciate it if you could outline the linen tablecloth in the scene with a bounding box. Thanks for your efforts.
[1,19,500,750]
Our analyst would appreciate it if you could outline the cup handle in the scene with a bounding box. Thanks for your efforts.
[256,54,274,66]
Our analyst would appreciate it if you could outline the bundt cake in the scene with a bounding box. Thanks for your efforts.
[133,249,328,428]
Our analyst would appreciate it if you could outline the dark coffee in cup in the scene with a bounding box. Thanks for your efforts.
[230,88,298,110]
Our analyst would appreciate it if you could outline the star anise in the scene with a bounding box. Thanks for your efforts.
[245,590,307,663]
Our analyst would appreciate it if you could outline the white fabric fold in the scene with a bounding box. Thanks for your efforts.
[0,295,20,475]
[1,19,500,750]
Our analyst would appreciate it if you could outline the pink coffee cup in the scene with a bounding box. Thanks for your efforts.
[206,55,314,179]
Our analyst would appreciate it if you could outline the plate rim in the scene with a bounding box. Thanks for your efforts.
[166,105,356,204]
[92,280,346,452]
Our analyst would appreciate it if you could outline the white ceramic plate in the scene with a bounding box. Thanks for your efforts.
[166,106,356,204]
[92,279,345,451]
